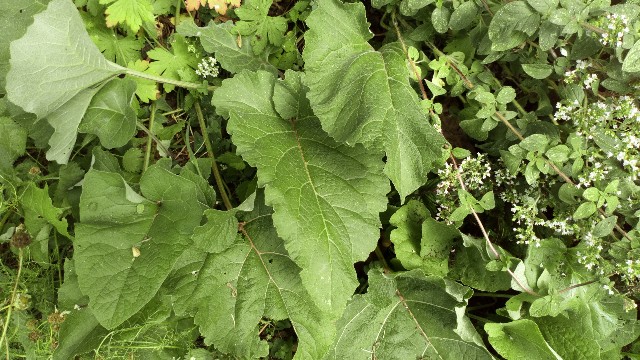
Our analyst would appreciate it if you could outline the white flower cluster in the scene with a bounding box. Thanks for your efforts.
[620,259,640,283]
[195,56,220,79]
[435,154,492,223]
[599,13,630,48]
[554,97,640,183]
[576,231,604,272]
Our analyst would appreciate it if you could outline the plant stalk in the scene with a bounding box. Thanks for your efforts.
[124,68,215,92]
[194,102,233,210]
[0,249,23,354]
[143,102,157,172]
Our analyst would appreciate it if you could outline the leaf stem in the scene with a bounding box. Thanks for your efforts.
[391,14,429,101]
[124,68,215,92]
[0,249,23,354]
[374,245,391,272]
[0,210,12,233]
[143,102,157,172]
[194,102,233,210]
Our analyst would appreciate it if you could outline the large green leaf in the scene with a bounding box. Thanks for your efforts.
[389,200,459,276]
[79,78,137,149]
[171,192,332,359]
[5,0,127,164]
[535,301,601,360]
[327,269,494,359]
[176,19,277,75]
[75,160,208,328]
[485,319,561,360]
[212,70,389,319]
[303,0,446,201]
[54,259,108,360]
[6,0,123,120]
[0,0,50,94]
[449,234,512,292]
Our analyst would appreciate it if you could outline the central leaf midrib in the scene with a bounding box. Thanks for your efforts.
[288,117,340,305]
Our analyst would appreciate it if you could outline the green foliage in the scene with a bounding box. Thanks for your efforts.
[2,0,640,357]
[212,70,389,318]
[99,0,154,33]
[304,0,446,201]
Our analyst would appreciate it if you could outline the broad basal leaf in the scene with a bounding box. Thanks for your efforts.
[75,160,208,328]
[328,269,494,359]
[6,0,123,120]
[0,0,50,94]
[79,78,137,149]
[177,19,277,74]
[303,0,447,201]
[485,319,562,360]
[171,192,332,359]
[212,70,389,318]
[6,0,127,163]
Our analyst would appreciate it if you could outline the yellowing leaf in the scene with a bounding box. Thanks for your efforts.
[184,0,240,14]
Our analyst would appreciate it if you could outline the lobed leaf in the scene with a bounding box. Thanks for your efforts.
[177,19,277,74]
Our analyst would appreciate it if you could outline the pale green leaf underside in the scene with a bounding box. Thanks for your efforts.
[212,70,389,318]
[176,19,277,75]
[0,0,50,94]
[171,193,332,359]
[328,269,494,359]
[75,161,207,328]
[6,0,122,120]
[45,87,99,164]
[303,0,446,201]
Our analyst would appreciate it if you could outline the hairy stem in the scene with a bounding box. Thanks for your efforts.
[194,102,233,210]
